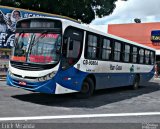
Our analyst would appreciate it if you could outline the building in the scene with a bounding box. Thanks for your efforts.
[108,22,160,62]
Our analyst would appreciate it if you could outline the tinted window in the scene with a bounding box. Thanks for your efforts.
[150,51,155,65]
[114,42,121,61]
[132,47,137,63]
[145,50,150,64]
[102,39,111,60]
[86,34,99,59]
[124,44,130,62]
[139,48,144,64]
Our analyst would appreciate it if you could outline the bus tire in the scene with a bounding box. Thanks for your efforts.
[75,78,94,99]
[132,75,140,90]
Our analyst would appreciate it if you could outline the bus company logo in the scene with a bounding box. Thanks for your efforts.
[110,64,122,71]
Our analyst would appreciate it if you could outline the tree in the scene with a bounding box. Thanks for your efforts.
[0,0,127,24]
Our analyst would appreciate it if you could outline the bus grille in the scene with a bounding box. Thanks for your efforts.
[10,61,55,71]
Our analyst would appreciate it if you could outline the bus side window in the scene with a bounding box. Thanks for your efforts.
[86,34,98,59]
[124,44,130,62]
[150,51,155,65]
[114,41,121,61]
[132,47,137,63]
[139,48,144,64]
[145,50,150,64]
[102,38,111,60]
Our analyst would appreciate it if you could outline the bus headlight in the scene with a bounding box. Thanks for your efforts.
[38,71,56,82]
[38,77,44,82]
[49,72,55,78]
[43,76,48,81]
[38,76,48,82]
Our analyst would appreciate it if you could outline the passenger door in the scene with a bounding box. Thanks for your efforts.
[62,26,84,70]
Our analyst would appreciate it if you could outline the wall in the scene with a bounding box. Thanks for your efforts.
[108,22,160,50]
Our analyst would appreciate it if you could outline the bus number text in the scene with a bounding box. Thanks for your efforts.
[83,60,98,65]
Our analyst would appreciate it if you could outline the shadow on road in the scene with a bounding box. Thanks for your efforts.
[12,81,160,108]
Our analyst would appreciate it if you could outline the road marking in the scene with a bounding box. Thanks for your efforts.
[0,112,160,121]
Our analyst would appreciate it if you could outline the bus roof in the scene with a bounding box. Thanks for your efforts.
[18,17,155,51]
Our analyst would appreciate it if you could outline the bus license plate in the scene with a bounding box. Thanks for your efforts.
[19,81,26,86]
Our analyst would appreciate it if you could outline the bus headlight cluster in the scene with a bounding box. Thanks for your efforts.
[38,71,56,82]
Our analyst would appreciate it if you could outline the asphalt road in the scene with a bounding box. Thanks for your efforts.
[0,78,160,129]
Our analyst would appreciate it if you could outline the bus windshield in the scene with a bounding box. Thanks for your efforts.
[11,32,61,64]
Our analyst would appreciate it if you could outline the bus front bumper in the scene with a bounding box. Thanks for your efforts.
[6,74,78,94]
[6,74,57,94]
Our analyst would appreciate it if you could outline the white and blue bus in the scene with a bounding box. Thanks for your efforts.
[7,17,155,98]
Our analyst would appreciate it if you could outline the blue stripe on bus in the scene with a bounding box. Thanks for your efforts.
[7,74,57,94]
[6,66,154,94]
[6,67,88,94]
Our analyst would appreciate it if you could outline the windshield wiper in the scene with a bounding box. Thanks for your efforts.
[31,31,48,46]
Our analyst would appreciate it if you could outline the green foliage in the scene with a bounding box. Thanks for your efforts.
[0,0,123,23]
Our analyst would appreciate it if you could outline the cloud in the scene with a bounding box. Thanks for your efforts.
[91,0,160,25]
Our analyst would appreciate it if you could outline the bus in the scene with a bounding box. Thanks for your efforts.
[6,17,156,98]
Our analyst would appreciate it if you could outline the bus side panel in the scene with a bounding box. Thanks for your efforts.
[95,73,133,90]
[7,73,57,94]
[55,67,88,92]
[139,68,155,85]
[95,68,154,90]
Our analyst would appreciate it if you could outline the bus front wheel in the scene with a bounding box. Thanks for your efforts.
[76,78,94,99]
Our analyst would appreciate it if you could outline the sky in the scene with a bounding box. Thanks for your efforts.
[91,0,160,25]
